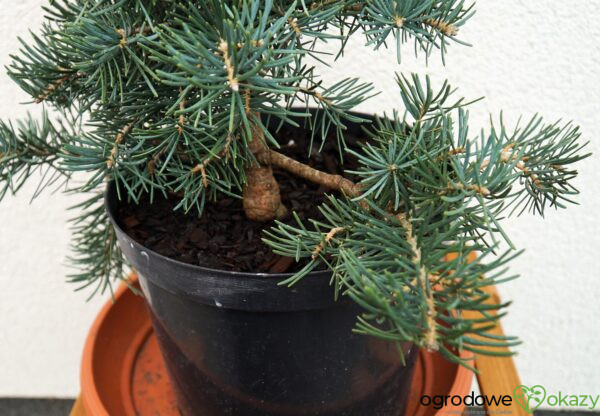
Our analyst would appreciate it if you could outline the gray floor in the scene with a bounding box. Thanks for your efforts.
[0,399,74,416]
[0,400,597,415]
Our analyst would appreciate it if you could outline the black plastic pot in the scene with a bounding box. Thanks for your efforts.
[107,183,417,416]
[105,115,418,416]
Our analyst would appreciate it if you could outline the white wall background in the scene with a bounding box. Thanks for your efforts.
[0,0,599,406]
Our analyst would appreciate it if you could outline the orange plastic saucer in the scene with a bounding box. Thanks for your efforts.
[80,277,473,416]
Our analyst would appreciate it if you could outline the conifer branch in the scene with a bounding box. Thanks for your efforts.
[34,71,84,104]
[448,182,491,197]
[424,19,459,36]
[217,39,239,92]
[498,143,543,187]
[298,87,334,107]
[396,213,439,351]
[311,227,346,260]
[116,28,128,49]
[288,17,302,36]
[35,75,71,103]
[177,96,186,136]
[190,132,235,189]
[106,122,135,169]
[0,111,70,201]
[191,160,210,189]
[67,192,126,297]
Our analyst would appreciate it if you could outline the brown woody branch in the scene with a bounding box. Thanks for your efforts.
[311,227,345,260]
[106,122,135,168]
[177,95,186,135]
[190,132,235,188]
[242,111,364,216]
[217,39,239,92]
[298,86,334,107]
[257,148,362,197]
[35,71,84,104]
[480,143,543,188]
[288,17,302,36]
[116,25,158,48]
[396,213,439,351]
[424,19,459,36]
[448,182,491,197]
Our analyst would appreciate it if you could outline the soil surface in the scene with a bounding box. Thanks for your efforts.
[118,124,361,273]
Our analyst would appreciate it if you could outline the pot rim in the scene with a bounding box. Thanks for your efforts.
[105,180,309,280]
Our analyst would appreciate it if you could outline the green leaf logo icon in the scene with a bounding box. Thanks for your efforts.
[513,385,546,414]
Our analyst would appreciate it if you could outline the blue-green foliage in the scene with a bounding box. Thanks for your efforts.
[0,0,590,365]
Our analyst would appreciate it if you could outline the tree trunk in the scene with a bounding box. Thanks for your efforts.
[242,120,287,222]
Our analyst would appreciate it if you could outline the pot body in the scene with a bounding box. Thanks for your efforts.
[107,183,417,416]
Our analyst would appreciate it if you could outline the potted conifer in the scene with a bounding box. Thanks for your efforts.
[0,1,589,415]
